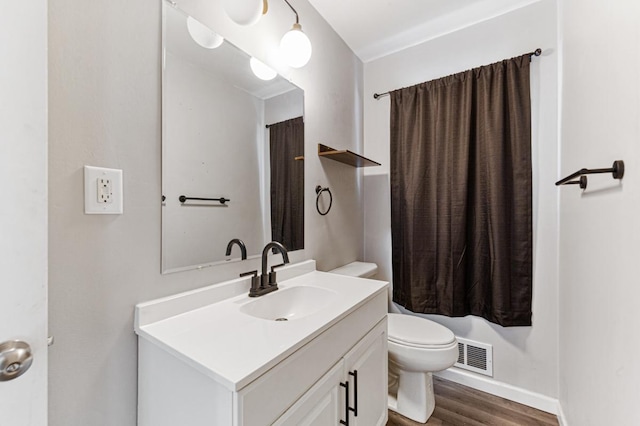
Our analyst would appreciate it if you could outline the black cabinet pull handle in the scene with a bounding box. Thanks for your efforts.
[340,381,350,425]
[348,370,358,416]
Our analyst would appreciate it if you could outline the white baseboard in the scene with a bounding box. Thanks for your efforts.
[434,368,560,416]
[557,401,569,426]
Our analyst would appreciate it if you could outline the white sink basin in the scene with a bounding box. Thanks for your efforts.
[239,286,337,321]
[135,263,389,391]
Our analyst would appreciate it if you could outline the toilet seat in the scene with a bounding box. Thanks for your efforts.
[388,313,456,349]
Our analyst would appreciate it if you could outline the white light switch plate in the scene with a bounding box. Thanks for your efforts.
[84,166,123,214]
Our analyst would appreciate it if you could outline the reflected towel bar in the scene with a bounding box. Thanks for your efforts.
[179,195,230,205]
[555,160,624,190]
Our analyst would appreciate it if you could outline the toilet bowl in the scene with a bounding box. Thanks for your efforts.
[329,262,458,424]
[387,313,458,423]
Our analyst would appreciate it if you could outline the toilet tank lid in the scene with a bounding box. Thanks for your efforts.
[329,261,378,278]
[388,313,456,346]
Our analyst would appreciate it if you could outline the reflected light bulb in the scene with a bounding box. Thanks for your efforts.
[224,0,263,26]
[280,23,312,68]
[250,57,277,81]
[186,17,224,49]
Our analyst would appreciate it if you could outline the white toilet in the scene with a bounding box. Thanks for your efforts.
[330,262,458,423]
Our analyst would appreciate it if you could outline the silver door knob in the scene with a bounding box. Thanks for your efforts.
[0,341,33,382]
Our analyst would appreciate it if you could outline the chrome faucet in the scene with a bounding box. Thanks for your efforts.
[225,238,247,260]
[241,241,289,297]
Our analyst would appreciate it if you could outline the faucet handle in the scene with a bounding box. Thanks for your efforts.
[268,263,286,285]
[270,263,285,273]
[240,270,261,296]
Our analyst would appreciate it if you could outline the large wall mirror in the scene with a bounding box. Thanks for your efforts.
[162,0,305,273]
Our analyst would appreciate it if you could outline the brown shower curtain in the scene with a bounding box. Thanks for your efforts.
[269,116,304,251]
[390,54,533,327]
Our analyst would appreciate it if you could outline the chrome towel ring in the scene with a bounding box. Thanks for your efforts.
[315,185,332,216]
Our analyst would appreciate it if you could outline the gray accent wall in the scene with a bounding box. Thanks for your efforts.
[48,0,364,424]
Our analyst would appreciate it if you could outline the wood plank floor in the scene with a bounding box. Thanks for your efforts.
[387,377,559,426]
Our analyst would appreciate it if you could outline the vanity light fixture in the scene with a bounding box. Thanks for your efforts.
[186,16,224,49]
[250,57,277,80]
[224,0,268,26]
[280,0,312,68]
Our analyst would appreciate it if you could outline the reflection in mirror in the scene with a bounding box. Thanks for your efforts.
[162,1,305,273]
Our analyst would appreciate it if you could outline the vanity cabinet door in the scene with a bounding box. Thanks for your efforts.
[273,360,344,426]
[343,318,388,426]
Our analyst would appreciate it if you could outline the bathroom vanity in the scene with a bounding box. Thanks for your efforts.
[135,261,389,426]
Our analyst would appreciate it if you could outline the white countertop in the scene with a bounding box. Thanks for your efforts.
[135,266,388,391]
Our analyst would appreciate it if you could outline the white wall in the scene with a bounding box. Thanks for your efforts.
[363,0,559,402]
[265,89,304,125]
[48,0,363,424]
[558,0,640,424]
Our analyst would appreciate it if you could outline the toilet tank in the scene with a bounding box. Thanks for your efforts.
[329,261,378,278]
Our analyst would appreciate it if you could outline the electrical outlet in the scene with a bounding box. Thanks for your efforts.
[97,178,113,204]
[84,166,123,214]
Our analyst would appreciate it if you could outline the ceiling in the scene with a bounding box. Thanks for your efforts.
[306,0,540,62]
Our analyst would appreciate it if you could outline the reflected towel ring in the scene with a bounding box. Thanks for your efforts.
[315,185,332,216]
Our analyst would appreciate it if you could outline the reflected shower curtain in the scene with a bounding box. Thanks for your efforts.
[269,116,304,251]
[390,55,533,327]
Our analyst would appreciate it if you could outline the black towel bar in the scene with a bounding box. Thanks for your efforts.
[555,160,624,190]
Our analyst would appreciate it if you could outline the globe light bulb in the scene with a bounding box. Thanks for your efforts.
[186,16,224,49]
[280,23,312,68]
[250,57,277,81]
[223,0,263,26]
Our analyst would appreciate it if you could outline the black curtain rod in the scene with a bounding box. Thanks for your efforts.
[265,116,304,128]
[373,48,543,100]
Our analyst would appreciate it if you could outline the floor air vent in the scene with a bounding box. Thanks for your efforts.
[454,337,493,377]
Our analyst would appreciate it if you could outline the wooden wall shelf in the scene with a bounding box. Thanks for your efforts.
[317,143,381,168]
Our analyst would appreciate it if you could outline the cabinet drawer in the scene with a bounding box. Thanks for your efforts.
[236,291,387,426]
